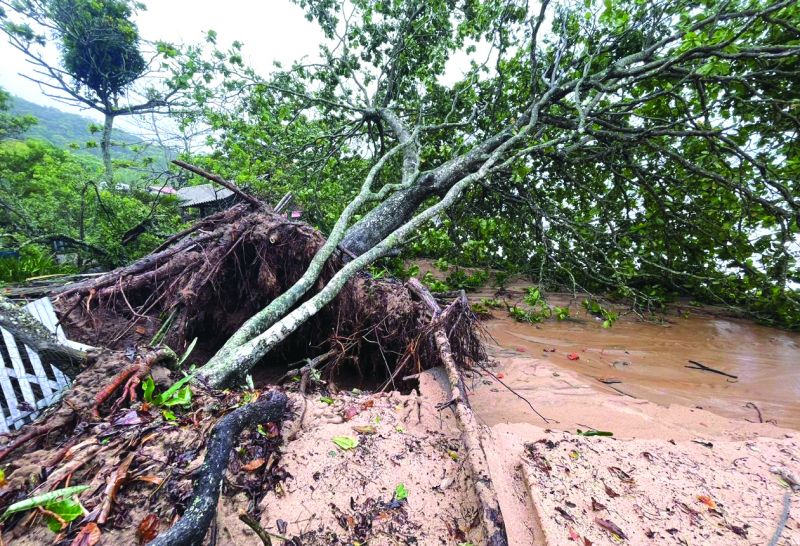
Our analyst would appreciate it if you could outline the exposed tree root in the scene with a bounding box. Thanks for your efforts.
[149,391,288,546]
[51,205,429,385]
[407,279,508,546]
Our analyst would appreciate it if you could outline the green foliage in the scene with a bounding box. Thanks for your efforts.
[52,0,146,101]
[394,483,408,501]
[421,271,449,293]
[583,299,618,328]
[142,374,193,409]
[0,88,36,140]
[0,245,75,284]
[445,268,488,292]
[331,436,358,450]
[1,485,88,529]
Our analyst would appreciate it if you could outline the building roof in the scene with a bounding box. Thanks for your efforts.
[176,184,235,207]
[148,185,177,195]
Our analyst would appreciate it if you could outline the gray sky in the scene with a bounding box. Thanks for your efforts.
[0,0,325,122]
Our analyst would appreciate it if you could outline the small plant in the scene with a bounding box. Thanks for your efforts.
[582,299,618,328]
[493,270,511,290]
[421,271,449,292]
[1,485,89,532]
[434,257,450,271]
[552,306,570,320]
[445,268,488,291]
[142,373,193,414]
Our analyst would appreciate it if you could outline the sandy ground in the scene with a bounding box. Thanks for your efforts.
[242,344,799,545]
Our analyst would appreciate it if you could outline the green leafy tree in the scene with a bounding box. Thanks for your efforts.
[0,0,229,184]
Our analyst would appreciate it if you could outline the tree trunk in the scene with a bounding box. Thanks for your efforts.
[101,112,114,186]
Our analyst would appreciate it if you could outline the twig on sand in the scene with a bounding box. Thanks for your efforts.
[685,360,738,380]
[238,512,274,546]
[744,402,764,423]
[767,492,792,546]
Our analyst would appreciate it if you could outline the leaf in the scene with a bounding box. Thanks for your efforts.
[591,497,607,511]
[568,527,581,541]
[332,436,358,450]
[112,410,149,426]
[1,485,89,520]
[136,514,159,545]
[604,483,619,498]
[44,497,85,532]
[177,337,198,367]
[342,406,360,420]
[448,449,459,461]
[70,523,101,546]
[577,429,614,437]
[320,396,334,405]
[595,518,627,540]
[241,458,265,472]
[394,483,408,501]
[569,450,580,460]
[352,425,376,434]
[154,374,194,406]
[0,467,5,486]
[567,352,580,360]
[608,466,634,483]
[142,376,155,404]
[161,409,176,421]
[697,495,716,509]
[160,385,192,407]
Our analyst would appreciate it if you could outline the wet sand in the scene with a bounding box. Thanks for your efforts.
[480,310,800,430]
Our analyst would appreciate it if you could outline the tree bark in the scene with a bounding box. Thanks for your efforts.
[407,279,508,546]
[101,112,114,186]
[149,391,288,546]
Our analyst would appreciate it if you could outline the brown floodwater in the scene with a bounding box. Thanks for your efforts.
[481,305,800,430]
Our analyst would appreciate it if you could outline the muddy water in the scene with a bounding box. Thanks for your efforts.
[481,307,800,430]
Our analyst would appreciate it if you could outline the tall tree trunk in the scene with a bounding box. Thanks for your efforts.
[100,112,114,186]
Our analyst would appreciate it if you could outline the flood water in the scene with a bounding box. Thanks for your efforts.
[482,306,800,430]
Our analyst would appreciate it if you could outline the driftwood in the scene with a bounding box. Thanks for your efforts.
[149,390,288,546]
[407,278,508,546]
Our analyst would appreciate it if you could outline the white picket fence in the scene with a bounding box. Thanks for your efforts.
[0,298,89,433]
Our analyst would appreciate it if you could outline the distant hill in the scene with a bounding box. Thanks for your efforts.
[8,95,165,166]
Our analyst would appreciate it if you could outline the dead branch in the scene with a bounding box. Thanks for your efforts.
[407,278,508,546]
[685,360,738,380]
[172,160,265,210]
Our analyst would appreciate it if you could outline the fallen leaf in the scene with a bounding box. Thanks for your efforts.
[595,518,627,540]
[496,372,505,379]
[342,406,361,421]
[352,425,376,434]
[604,483,619,498]
[332,436,358,450]
[241,458,265,472]
[135,475,162,486]
[567,352,580,360]
[569,450,580,460]
[277,518,288,534]
[70,523,101,546]
[608,466,634,483]
[591,497,607,511]
[112,410,149,427]
[583,539,593,546]
[361,399,375,409]
[544,347,556,352]
[729,524,748,537]
[556,506,576,523]
[697,495,717,509]
[568,527,580,541]
[135,326,146,335]
[136,514,159,545]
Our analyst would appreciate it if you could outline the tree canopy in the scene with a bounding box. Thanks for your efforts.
[184,0,799,328]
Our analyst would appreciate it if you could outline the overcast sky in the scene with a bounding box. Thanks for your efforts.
[0,0,325,123]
